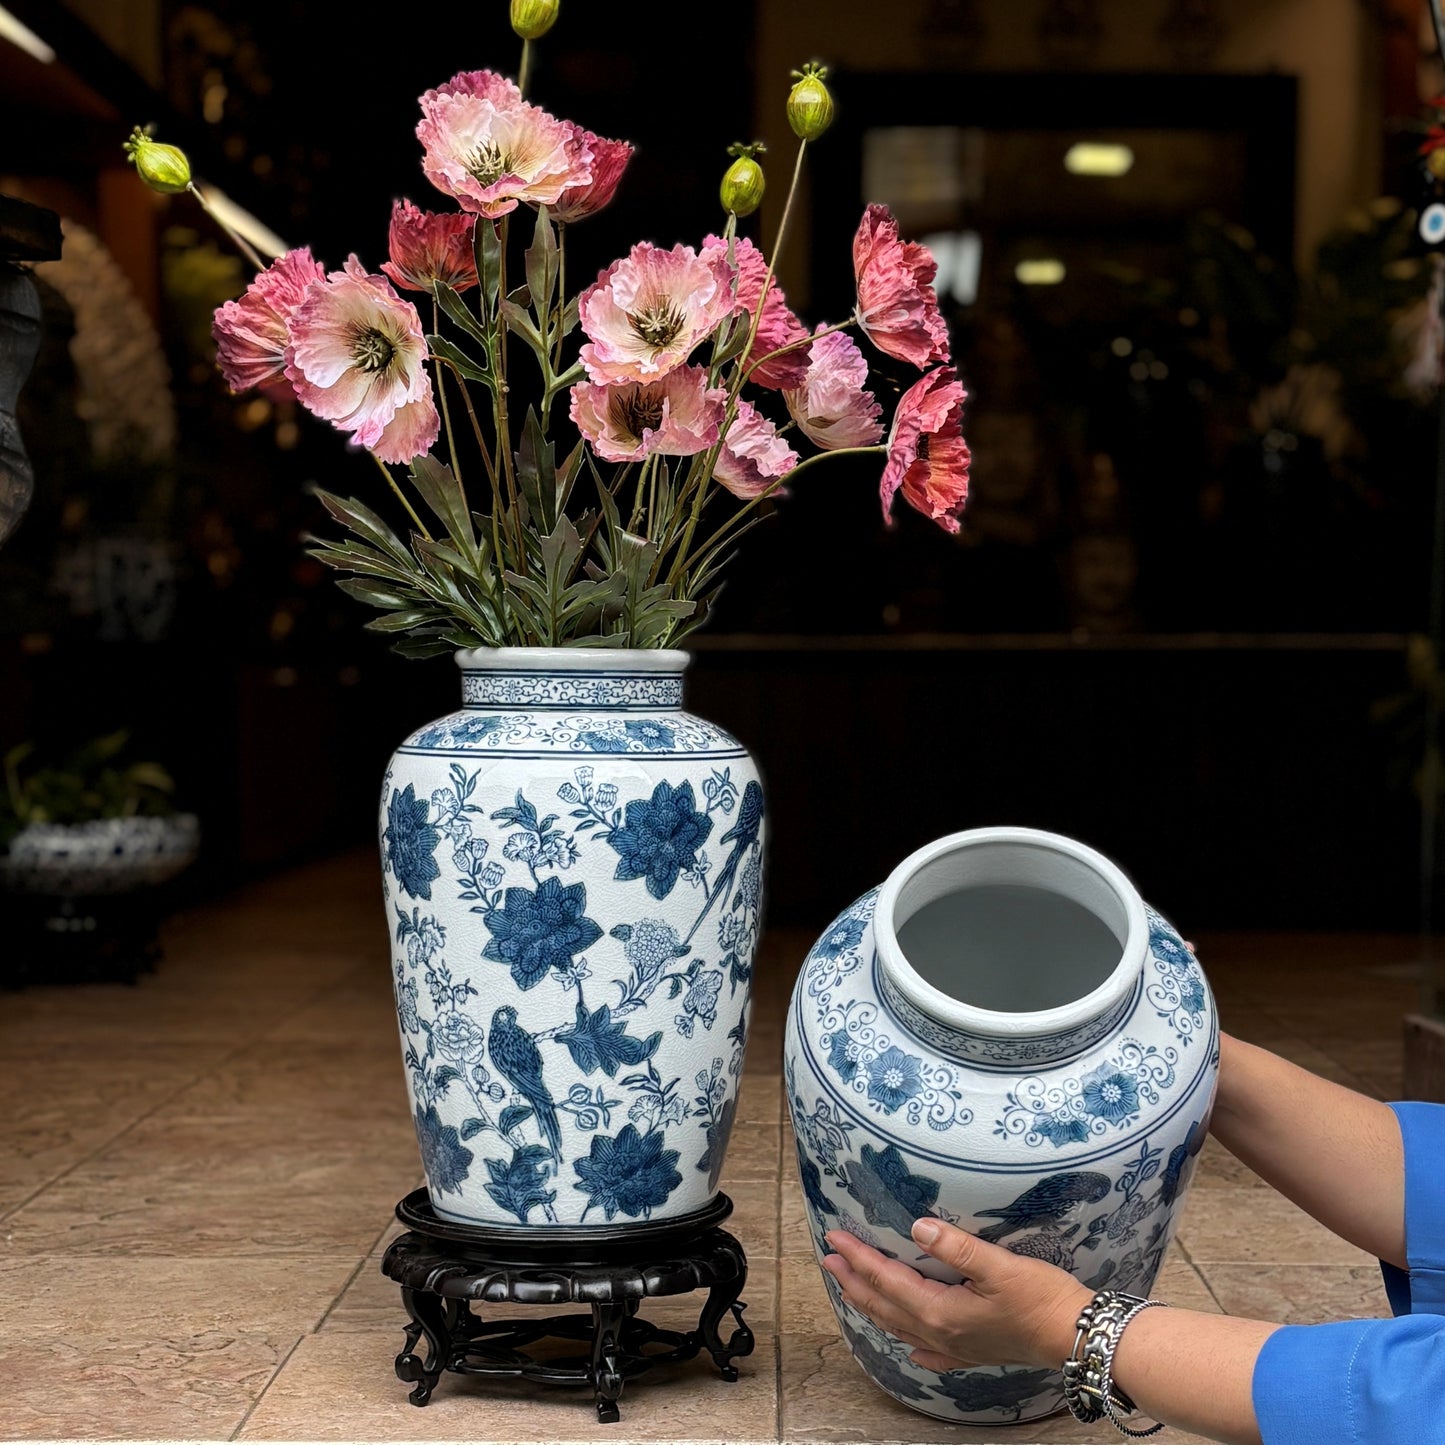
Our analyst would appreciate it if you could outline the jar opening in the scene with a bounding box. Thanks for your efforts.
[876,828,1147,1049]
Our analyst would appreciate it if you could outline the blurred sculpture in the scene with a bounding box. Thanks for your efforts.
[0,195,61,549]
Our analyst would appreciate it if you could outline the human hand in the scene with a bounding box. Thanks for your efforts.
[821,1218,1092,1373]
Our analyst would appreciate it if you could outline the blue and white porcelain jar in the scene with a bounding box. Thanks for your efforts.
[379,647,765,1229]
[784,826,1218,1424]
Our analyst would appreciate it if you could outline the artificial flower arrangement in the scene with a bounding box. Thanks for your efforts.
[126,0,972,655]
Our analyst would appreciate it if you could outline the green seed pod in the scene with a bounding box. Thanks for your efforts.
[510,0,559,40]
[123,126,192,195]
[720,142,766,218]
[787,62,835,142]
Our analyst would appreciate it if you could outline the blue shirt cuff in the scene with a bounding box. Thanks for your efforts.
[1254,1316,1445,1445]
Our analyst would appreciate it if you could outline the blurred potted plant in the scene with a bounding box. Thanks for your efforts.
[0,730,199,985]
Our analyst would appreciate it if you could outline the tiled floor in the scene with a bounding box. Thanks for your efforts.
[0,849,1421,1444]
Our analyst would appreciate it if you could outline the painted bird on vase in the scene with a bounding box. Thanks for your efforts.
[488,1005,563,1165]
[973,1170,1111,1243]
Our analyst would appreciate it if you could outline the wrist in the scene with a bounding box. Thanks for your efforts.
[1032,1280,1094,1367]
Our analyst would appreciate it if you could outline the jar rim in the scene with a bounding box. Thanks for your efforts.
[874,825,1148,1040]
[454,646,691,673]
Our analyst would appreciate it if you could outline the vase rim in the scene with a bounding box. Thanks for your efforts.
[874,825,1148,1040]
[454,646,691,673]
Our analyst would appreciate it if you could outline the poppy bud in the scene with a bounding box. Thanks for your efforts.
[123,126,192,195]
[787,62,835,142]
[510,0,559,40]
[720,143,766,218]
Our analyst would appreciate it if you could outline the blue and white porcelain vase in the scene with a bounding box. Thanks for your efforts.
[379,647,765,1229]
[784,826,1218,1425]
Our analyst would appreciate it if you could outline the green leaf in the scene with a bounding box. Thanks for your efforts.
[433,280,490,347]
[500,298,546,367]
[515,408,560,535]
[409,454,478,560]
[334,577,426,611]
[477,219,503,319]
[426,333,491,385]
[364,608,442,633]
[312,490,415,568]
[524,206,558,328]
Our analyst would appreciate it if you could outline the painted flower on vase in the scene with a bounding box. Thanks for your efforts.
[827,1030,861,1084]
[697,1093,736,1191]
[574,1122,683,1221]
[608,778,713,899]
[414,1102,474,1194]
[432,1008,488,1065]
[865,1045,925,1113]
[1032,1110,1092,1146]
[482,875,604,989]
[816,914,866,961]
[841,1141,941,1239]
[1081,1064,1141,1123]
[384,782,442,899]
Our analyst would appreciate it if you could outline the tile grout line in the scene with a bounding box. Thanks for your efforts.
[1172,1236,1230,1315]
[227,1331,306,1443]
[0,955,380,1226]
[310,1209,409,1334]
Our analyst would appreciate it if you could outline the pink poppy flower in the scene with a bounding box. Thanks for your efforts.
[784,329,884,450]
[550,128,634,223]
[381,199,478,293]
[212,246,326,394]
[577,241,737,386]
[879,366,971,533]
[569,366,727,463]
[283,256,439,464]
[853,203,950,369]
[713,401,799,500]
[417,70,590,219]
[704,234,810,391]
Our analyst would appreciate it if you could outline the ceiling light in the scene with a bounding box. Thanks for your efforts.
[1064,142,1134,177]
[1015,258,1065,285]
[0,6,54,62]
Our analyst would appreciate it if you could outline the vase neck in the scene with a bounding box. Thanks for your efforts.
[455,646,690,712]
[874,827,1148,1067]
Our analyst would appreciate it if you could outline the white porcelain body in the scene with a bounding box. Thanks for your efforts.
[380,648,764,1229]
[784,826,1218,1424]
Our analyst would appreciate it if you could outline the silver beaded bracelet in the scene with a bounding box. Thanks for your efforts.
[1062,1288,1167,1438]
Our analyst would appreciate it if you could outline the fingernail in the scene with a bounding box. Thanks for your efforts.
[912,1217,941,1246]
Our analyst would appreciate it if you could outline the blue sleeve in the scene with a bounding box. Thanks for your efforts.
[1253,1316,1445,1445]
[1381,1101,1445,1315]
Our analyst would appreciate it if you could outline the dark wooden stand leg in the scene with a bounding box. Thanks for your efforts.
[395,1285,453,1405]
[590,1301,629,1424]
[695,1266,754,1380]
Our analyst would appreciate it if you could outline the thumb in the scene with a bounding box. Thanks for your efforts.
[910,1216,1007,1282]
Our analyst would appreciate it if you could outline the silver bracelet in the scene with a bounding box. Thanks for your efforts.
[1062,1288,1167,1437]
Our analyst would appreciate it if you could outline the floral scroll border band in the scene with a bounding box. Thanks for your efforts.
[461,671,685,711]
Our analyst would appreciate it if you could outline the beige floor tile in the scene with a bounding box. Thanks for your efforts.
[780,1256,836,1335]
[718,1124,781,1184]
[1151,1252,1221,1313]
[1173,1187,1376,1266]
[1201,1263,1393,1324]
[236,1328,778,1440]
[737,1072,782,1128]
[779,1166,809,1251]
[726,1176,782,1258]
[0,1332,297,1440]
[778,1333,1201,1444]
[0,1254,359,1338]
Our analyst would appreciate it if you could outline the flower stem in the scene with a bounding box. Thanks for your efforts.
[371,452,432,541]
[493,216,529,575]
[519,39,535,97]
[432,297,464,488]
[186,182,268,273]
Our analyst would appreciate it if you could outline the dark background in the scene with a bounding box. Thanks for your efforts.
[1,0,1440,939]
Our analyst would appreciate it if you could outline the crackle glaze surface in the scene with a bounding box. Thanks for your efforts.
[784,883,1219,1424]
[379,652,764,1229]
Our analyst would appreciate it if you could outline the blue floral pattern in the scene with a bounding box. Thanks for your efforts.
[384,783,442,900]
[1144,907,1210,1045]
[383,668,765,1230]
[785,868,1220,1425]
